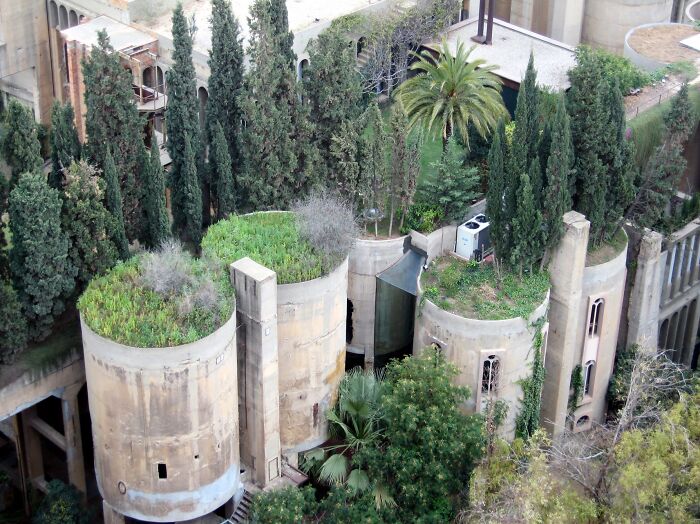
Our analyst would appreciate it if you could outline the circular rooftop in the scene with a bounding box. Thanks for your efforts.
[625,23,700,71]
[687,1,700,22]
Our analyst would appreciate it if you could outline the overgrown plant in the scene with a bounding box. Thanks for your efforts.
[515,317,547,440]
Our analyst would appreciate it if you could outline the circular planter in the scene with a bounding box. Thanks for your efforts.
[277,257,348,453]
[624,22,699,72]
[414,277,550,438]
[687,0,700,22]
[347,235,408,355]
[80,312,240,522]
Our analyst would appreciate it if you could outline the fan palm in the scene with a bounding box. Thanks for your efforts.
[397,40,507,150]
[302,367,391,503]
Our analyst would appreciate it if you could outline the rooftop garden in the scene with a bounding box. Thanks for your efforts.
[586,227,628,266]
[421,257,550,321]
[78,241,234,348]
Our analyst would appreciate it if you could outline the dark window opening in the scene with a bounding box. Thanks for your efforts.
[346,299,354,344]
[157,463,167,479]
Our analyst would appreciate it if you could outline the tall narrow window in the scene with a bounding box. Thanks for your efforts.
[583,360,595,396]
[588,299,604,337]
[481,355,500,396]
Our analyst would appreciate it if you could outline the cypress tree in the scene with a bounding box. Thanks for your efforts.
[304,30,363,178]
[61,161,118,290]
[143,136,170,247]
[0,280,28,364]
[509,52,540,180]
[167,3,202,231]
[329,120,362,205]
[360,102,388,225]
[83,30,146,242]
[103,150,130,260]
[269,0,295,69]
[9,173,75,340]
[239,0,299,209]
[486,119,507,261]
[528,157,543,212]
[510,171,543,274]
[180,133,203,246]
[207,0,244,189]
[1,100,43,186]
[542,95,573,262]
[388,102,410,236]
[49,101,81,190]
[210,121,235,220]
[537,120,551,186]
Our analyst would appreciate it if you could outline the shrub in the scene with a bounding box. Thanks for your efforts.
[0,280,28,364]
[78,242,233,348]
[248,486,316,524]
[400,203,444,234]
[32,480,89,524]
[202,212,341,284]
[292,192,360,260]
[575,45,650,93]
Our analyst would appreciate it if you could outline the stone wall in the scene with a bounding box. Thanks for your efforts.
[81,314,240,522]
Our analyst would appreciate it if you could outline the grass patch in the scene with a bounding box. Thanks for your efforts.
[21,320,82,372]
[78,254,233,348]
[421,257,550,320]
[586,228,627,267]
[202,212,341,284]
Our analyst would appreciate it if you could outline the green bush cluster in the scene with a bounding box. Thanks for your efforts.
[575,45,650,93]
[78,255,233,348]
[421,258,550,320]
[202,212,342,284]
[400,203,444,234]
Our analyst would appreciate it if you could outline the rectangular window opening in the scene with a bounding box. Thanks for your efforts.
[157,462,167,479]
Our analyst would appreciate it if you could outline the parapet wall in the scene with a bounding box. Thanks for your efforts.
[414,281,549,438]
[277,258,348,453]
[347,236,407,356]
[81,314,240,522]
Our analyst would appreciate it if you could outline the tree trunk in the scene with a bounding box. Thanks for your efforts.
[388,198,396,237]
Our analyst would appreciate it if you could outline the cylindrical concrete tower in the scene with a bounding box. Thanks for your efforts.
[277,258,348,453]
[81,313,240,522]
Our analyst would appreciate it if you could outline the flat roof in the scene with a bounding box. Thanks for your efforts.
[429,18,576,91]
[61,15,156,51]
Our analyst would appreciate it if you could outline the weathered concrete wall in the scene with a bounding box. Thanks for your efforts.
[410,226,458,263]
[231,258,282,488]
[81,314,240,522]
[347,236,407,356]
[277,258,348,454]
[414,276,549,438]
[584,0,674,53]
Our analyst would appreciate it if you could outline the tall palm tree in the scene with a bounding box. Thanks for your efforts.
[397,40,508,150]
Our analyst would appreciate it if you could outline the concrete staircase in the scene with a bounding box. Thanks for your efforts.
[227,490,253,524]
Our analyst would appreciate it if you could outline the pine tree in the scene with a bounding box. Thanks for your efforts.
[9,173,75,340]
[103,150,130,260]
[360,102,389,229]
[180,133,203,246]
[61,161,118,290]
[509,52,540,181]
[167,3,202,230]
[83,30,146,242]
[486,119,507,260]
[239,0,299,209]
[537,120,551,188]
[542,95,573,262]
[329,120,362,205]
[510,171,543,274]
[1,100,42,186]
[143,136,170,247]
[0,280,27,365]
[426,136,481,222]
[304,30,363,178]
[210,121,235,220]
[49,101,81,190]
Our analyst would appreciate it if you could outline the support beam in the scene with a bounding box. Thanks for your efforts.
[28,416,66,452]
[61,392,86,494]
[20,408,44,486]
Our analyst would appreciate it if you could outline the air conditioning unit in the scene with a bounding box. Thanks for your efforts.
[455,214,491,260]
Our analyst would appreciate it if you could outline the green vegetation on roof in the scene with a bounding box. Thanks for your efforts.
[586,227,628,267]
[202,211,341,284]
[421,257,549,321]
[78,250,234,348]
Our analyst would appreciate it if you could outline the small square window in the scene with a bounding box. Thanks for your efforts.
[157,463,167,479]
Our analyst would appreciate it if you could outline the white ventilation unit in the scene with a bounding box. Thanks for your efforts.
[455,214,491,261]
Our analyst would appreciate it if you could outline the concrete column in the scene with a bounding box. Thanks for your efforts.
[682,298,700,367]
[541,211,589,435]
[230,257,281,488]
[102,501,125,524]
[549,0,585,45]
[627,230,663,349]
[60,385,86,495]
[20,407,44,487]
[509,0,534,30]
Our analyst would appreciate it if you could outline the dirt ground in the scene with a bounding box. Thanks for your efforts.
[628,25,700,63]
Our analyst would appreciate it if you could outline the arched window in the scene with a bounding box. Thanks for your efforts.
[481,355,500,396]
[588,298,604,337]
[346,299,354,344]
[297,59,308,82]
[575,415,590,428]
[69,9,78,27]
[48,1,58,28]
[58,5,68,30]
[583,360,595,396]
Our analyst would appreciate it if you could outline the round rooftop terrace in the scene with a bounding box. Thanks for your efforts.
[625,22,700,71]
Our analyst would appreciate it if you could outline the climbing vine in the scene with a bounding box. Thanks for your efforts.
[514,317,547,440]
[568,364,583,416]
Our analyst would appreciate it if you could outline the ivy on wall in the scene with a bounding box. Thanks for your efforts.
[568,364,583,416]
[514,317,546,440]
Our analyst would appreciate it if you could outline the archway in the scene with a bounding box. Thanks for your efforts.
[297,58,309,82]
[69,9,78,27]
[58,5,68,29]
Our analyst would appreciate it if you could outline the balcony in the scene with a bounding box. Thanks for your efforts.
[133,84,167,112]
